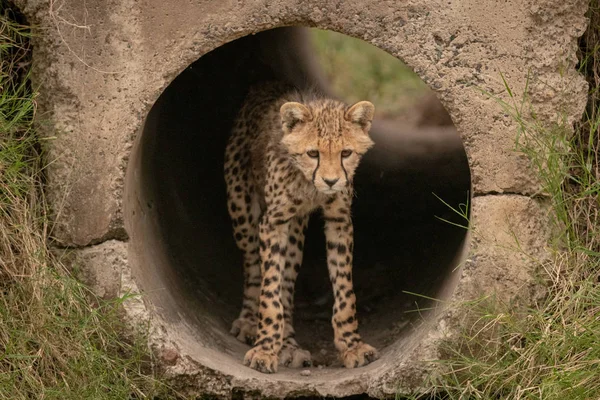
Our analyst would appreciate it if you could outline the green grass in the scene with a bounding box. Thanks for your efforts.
[310,29,430,118]
[424,3,600,399]
[0,6,182,399]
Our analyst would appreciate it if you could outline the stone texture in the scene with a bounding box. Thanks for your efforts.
[454,195,551,306]
[71,240,126,299]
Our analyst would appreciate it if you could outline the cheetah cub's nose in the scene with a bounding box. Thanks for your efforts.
[323,177,339,187]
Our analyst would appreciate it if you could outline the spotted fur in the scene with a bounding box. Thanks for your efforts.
[224,82,378,373]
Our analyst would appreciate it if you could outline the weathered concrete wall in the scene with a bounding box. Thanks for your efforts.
[16,0,588,397]
[19,0,587,246]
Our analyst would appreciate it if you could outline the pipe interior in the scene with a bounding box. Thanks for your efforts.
[127,27,471,371]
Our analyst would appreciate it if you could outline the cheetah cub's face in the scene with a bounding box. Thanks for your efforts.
[280,100,375,194]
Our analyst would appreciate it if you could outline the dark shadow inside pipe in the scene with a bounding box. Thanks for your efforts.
[129,27,470,367]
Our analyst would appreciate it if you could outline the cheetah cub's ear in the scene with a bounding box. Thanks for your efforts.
[280,102,313,134]
[345,101,375,132]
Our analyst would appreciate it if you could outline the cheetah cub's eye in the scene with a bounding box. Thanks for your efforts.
[341,150,353,158]
[307,150,319,158]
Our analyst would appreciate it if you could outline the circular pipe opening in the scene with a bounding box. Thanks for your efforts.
[125,27,470,384]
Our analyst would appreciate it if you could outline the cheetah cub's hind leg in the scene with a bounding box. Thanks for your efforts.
[225,135,262,346]
[227,193,262,345]
[278,215,312,368]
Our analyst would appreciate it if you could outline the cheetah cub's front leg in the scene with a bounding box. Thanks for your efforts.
[324,194,379,368]
[278,215,312,368]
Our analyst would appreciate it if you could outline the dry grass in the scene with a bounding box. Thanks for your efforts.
[0,5,184,399]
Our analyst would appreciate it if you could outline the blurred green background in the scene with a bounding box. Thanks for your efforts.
[310,29,430,119]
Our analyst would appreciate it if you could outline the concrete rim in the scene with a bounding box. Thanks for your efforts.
[123,26,470,397]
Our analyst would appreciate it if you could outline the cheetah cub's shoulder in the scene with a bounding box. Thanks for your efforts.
[224,82,378,373]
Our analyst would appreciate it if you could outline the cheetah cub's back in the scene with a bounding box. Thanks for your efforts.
[224,82,378,373]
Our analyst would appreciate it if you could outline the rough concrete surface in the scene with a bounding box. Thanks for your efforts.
[71,240,127,299]
[15,0,589,397]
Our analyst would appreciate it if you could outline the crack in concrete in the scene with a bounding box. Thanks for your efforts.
[50,231,129,250]
[473,190,548,199]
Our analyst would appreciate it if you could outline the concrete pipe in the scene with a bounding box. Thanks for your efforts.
[18,0,588,397]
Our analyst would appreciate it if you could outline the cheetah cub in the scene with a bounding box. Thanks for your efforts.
[224,82,379,374]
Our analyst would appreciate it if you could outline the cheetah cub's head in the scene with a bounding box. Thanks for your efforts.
[280,99,375,194]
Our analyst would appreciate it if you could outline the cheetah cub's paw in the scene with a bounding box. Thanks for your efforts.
[230,318,257,346]
[244,346,278,374]
[279,344,312,368]
[340,342,379,369]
